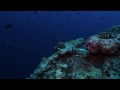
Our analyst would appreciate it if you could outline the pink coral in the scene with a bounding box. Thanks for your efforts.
[86,35,120,54]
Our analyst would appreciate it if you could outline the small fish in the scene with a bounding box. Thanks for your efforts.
[90,30,93,32]
[61,38,66,42]
[0,45,5,48]
[33,11,38,14]
[11,59,15,62]
[51,40,55,43]
[20,29,23,31]
[8,46,13,49]
[5,24,13,29]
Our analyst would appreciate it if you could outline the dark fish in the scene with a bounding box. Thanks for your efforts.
[32,22,35,25]
[61,38,66,42]
[51,40,55,43]
[67,15,71,17]
[28,27,31,30]
[27,18,30,20]
[11,59,15,62]
[100,16,103,19]
[77,12,81,15]
[24,42,27,45]
[5,24,13,29]
[55,13,58,15]
[60,14,63,16]
[43,26,46,28]
[0,45,5,48]
[33,59,37,63]
[8,46,13,49]
[90,30,93,32]
[33,11,38,14]
[36,17,39,20]
[35,28,37,30]
[49,13,52,15]
[45,20,49,22]
[14,30,17,33]
[20,29,23,31]
[53,31,57,35]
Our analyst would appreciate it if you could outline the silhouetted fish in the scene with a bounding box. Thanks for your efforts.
[90,30,93,32]
[8,46,13,49]
[61,38,66,42]
[0,45,5,48]
[5,24,13,29]
[33,11,38,14]
[11,59,15,62]
[51,40,55,43]
[20,29,23,31]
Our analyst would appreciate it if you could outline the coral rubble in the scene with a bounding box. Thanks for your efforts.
[27,25,120,79]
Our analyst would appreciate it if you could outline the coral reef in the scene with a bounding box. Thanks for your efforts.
[102,56,120,79]
[27,25,120,79]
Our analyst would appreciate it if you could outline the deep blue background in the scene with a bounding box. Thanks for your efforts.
[0,11,120,79]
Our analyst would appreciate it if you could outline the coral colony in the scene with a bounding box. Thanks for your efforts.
[27,25,120,79]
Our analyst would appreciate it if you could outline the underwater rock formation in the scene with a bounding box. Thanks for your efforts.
[27,25,120,79]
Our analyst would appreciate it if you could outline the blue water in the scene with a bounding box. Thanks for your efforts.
[0,11,120,79]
